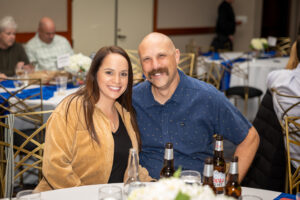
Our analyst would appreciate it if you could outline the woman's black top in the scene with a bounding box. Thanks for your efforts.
[108,113,132,183]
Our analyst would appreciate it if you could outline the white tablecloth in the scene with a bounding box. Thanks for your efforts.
[2,184,279,200]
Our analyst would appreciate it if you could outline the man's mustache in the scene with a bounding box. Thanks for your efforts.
[148,68,169,78]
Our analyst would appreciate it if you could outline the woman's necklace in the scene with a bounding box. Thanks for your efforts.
[109,110,119,133]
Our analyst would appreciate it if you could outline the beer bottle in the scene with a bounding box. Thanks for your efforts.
[160,142,175,178]
[225,156,241,199]
[203,157,216,193]
[213,134,226,194]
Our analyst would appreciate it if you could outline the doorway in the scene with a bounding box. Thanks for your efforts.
[260,0,291,37]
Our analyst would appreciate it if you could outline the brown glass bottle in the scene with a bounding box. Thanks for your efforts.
[203,157,216,193]
[225,156,241,199]
[213,134,226,195]
[160,142,175,178]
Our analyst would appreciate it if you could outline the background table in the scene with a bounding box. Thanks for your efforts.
[230,57,289,120]
[196,53,289,121]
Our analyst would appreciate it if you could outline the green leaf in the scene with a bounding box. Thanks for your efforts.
[173,166,182,178]
[175,191,190,200]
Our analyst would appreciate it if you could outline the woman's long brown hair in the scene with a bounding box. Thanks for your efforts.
[66,46,141,150]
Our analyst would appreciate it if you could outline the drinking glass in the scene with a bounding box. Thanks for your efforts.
[56,76,68,95]
[98,185,122,200]
[239,195,263,200]
[16,190,41,200]
[296,192,300,200]
[180,170,202,185]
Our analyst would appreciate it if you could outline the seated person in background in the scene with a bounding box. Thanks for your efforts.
[133,32,259,181]
[285,40,299,70]
[25,17,73,71]
[0,16,32,76]
[267,38,300,169]
[35,46,152,192]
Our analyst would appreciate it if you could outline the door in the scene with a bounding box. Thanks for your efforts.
[73,0,153,55]
[117,0,153,49]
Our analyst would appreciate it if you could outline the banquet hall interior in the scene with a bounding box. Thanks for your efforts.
[0,0,300,199]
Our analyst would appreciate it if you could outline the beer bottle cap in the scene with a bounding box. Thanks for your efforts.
[232,156,238,162]
[215,134,223,141]
[165,142,173,149]
[205,157,213,164]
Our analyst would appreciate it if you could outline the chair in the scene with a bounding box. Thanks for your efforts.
[125,50,144,85]
[0,78,43,120]
[178,53,195,77]
[196,57,225,90]
[270,88,300,193]
[284,116,300,194]
[0,110,53,198]
[224,59,263,116]
[276,37,291,56]
[271,88,300,129]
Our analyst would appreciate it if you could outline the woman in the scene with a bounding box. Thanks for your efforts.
[35,46,152,191]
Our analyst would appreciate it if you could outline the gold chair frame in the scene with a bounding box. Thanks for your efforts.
[284,116,300,194]
[271,88,300,130]
[125,50,144,84]
[0,110,53,198]
[0,78,43,125]
[178,53,195,77]
[196,58,225,90]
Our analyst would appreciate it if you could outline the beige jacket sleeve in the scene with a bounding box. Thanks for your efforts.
[41,103,82,189]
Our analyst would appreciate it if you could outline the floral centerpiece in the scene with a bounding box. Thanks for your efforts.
[250,38,268,51]
[128,178,234,200]
[67,53,92,85]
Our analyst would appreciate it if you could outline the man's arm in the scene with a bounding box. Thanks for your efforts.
[234,126,259,183]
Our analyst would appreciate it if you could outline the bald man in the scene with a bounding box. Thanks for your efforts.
[132,32,259,182]
[25,17,73,70]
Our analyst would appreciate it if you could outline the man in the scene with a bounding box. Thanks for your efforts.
[133,32,259,181]
[25,17,73,70]
[211,0,236,51]
[0,16,31,76]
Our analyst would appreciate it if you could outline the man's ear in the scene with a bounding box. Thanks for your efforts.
[175,49,180,64]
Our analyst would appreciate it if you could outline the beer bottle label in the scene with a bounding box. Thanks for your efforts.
[213,170,225,187]
[229,162,238,174]
[203,164,213,177]
[164,149,173,160]
[215,140,223,151]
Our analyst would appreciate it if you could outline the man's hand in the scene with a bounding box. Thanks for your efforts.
[23,64,35,73]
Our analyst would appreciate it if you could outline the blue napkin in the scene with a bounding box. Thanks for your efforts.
[0,83,79,103]
[274,192,295,200]
[0,80,16,88]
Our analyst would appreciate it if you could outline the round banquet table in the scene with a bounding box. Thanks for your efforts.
[0,183,282,200]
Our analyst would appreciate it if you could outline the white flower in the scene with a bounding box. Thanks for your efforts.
[250,38,268,51]
[128,178,235,200]
[67,53,92,73]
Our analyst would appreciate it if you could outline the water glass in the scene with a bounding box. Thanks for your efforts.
[180,170,202,185]
[296,192,300,200]
[16,190,41,200]
[56,76,68,95]
[98,185,122,200]
[239,195,262,200]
